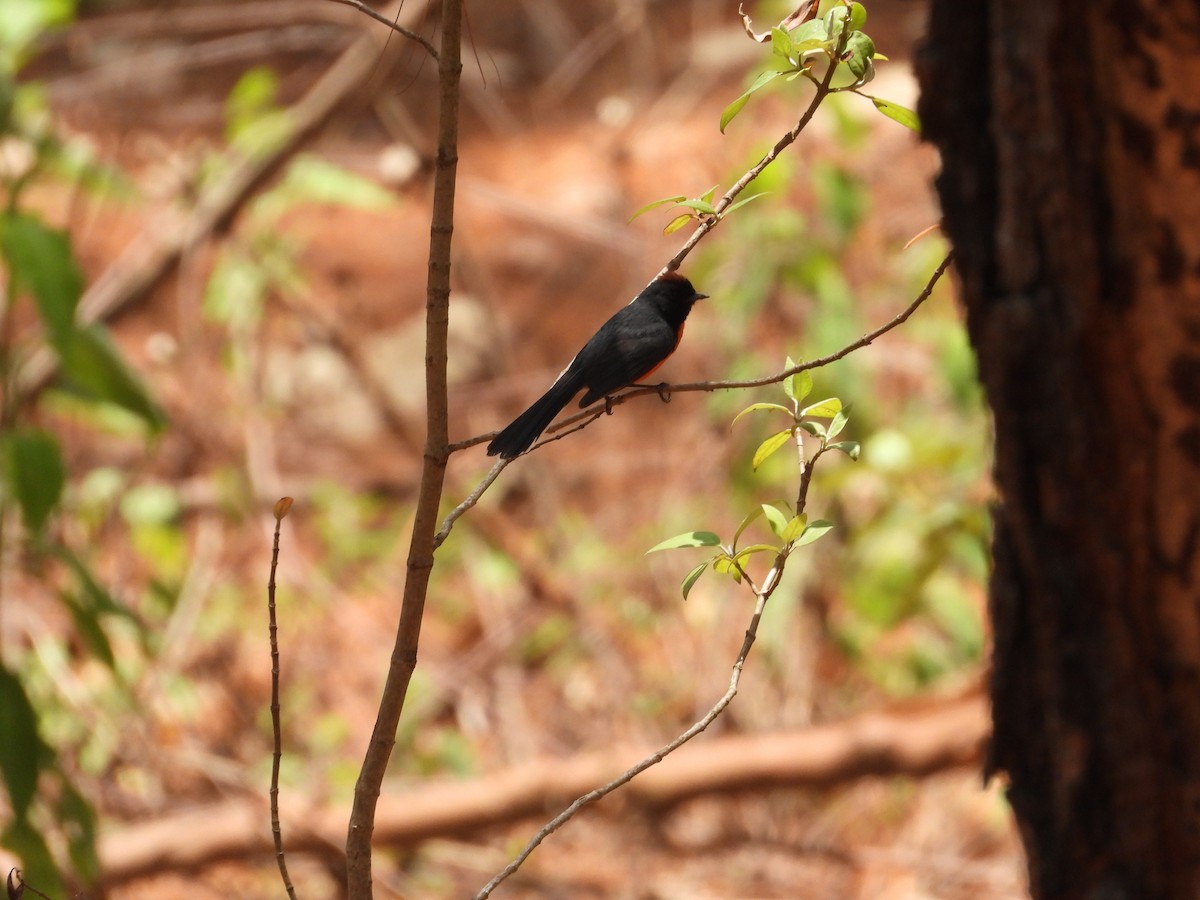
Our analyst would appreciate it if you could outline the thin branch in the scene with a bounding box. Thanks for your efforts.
[345,0,463,895]
[459,27,914,460]
[475,414,853,895]
[458,251,954,454]
[474,303,890,890]
[267,499,298,900]
[660,250,955,394]
[474,554,784,899]
[432,458,507,550]
[325,0,439,58]
[660,24,845,277]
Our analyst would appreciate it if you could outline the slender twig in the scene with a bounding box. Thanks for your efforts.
[475,264,857,891]
[345,1,463,895]
[324,0,439,58]
[796,447,822,519]
[432,458,507,550]
[457,28,932,458]
[660,21,846,277]
[475,547,790,899]
[456,251,953,454]
[476,409,843,898]
[637,251,953,396]
[267,498,298,900]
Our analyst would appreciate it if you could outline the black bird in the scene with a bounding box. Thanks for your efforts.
[487,273,709,458]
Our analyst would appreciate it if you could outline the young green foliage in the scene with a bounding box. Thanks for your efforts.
[629,184,768,235]
[720,0,919,135]
[648,362,856,599]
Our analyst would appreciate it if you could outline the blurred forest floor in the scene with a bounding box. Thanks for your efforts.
[4,0,1025,897]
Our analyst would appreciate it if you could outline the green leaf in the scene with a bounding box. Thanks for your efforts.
[0,0,73,65]
[57,781,100,883]
[2,428,64,535]
[663,213,693,235]
[753,429,793,470]
[203,247,267,327]
[761,503,789,537]
[56,326,168,430]
[0,664,43,820]
[720,70,783,133]
[798,420,827,439]
[52,548,139,668]
[792,17,830,49]
[0,211,83,345]
[647,531,722,553]
[628,194,688,222]
[823,3,849,41]
[61,591,115,669]
[770,26,793,62]
[848,2,867,31]
[724,191,770,215]
[842,32,876,83]
[681,561,710,600]
[869,96,921,133]
[226,65,278,118]
[731,402,793,428]
[119,483,181,526]
[801,397,843,418]
[732,543,779,566]
[274,154,396,211]
[829,440,861,460]
[712,554,743,582]
[795,519,835,547]
[677,198,718,216]
[699,184,718,205]
[783,366,813,405]
[731,506,764,549]
[782,513,808,544]
[55,547,141,625]
[225,66,286,152]
[828,405,850,439]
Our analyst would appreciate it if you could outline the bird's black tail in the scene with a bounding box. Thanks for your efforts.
[487,375,581,458]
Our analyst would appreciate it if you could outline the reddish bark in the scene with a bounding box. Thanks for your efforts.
[919,2,1200,896]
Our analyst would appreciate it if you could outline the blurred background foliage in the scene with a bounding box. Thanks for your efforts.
[0,0,1007,896]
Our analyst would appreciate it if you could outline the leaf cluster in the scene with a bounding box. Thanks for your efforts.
[629,1,915,241]
[648,363,856,599]
[720,1,918,134]
[629,184,769,236]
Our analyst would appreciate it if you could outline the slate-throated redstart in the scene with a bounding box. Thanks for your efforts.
[487,273,709,458]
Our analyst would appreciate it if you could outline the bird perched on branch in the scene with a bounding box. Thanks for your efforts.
[486,273,709,459]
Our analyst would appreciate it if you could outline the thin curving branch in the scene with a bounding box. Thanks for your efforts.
[266,498,298,900]
[324,0,439,58]
[453,251,953,456]
[474,399,856,895]
[659,17,845,277]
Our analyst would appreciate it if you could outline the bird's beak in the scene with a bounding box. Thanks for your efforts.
[694,292,710,301]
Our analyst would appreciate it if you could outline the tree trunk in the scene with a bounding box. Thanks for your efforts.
[917,2,1200,897]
